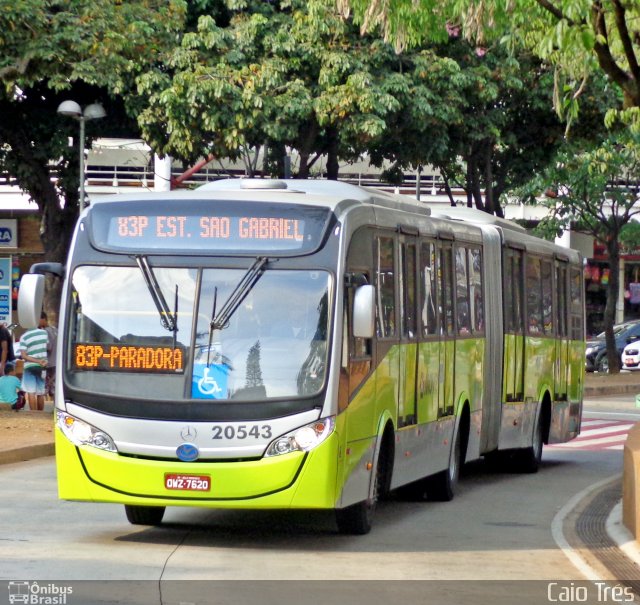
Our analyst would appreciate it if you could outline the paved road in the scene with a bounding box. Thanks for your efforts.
[0,394,637,604]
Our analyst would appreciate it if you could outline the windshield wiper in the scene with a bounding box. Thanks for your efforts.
[135,255,178,334]
[210,256,268,332]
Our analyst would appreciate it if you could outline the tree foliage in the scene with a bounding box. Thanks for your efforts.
[0,0,186,315]
[515,134,640,372]
[345,0,634,128]
[138,0,585,216]
[137,0,405,178]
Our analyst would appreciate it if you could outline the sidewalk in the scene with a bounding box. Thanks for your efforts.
[584,370,640,399]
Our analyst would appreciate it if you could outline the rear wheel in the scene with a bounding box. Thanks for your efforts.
[515,411,544,474]
[124,504,166,526]
[426,428,461,501]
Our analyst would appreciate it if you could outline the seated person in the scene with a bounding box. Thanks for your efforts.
[0,362,23,410]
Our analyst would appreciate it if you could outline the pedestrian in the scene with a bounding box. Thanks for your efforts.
[39,312,57,399]
[0,361,24,410]
[0,322,15,376]
[19,322,48,411]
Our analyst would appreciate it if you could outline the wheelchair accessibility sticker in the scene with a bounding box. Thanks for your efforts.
[192,363,229,399]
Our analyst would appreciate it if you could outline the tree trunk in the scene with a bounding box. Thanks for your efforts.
[298,151,310,179]
[326,127,339,180]
[6,147,76,325]
[295,119,319,179]
[465,160,474,208]
[441,171,457,206]
[482,145,504,217]
[603,236,621,374]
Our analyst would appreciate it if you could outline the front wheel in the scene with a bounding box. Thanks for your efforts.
[336,453,385,535]
[125,504,166,526]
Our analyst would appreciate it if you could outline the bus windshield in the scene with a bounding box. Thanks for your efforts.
[67,265,331,401]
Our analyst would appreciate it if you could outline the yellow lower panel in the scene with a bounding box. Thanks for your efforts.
[55,428,339,509]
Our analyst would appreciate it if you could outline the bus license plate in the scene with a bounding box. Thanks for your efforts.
[164,474,211,492]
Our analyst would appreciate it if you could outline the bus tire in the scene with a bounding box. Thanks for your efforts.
[125,504,166,525]
[427,428,461,502]
[336,450,386,535]
[515,410,544,474]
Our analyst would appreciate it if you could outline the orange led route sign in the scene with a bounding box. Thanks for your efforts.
[73,343,184,373]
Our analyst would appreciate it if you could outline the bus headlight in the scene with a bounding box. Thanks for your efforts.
[57,412,117,452]
[265,416,335,457]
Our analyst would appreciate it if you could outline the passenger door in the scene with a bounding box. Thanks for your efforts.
[503,248,525,402]
[554,260,569,401]
[438,240,455,417]
[398,234,419,427]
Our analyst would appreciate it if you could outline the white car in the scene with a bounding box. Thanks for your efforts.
[621,340,640,370]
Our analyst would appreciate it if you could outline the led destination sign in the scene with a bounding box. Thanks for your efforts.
[74,343,185,373]
[89,199,332,255]
[116,215,303,241]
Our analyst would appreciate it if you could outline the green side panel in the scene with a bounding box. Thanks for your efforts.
[340,345,400,496]
[376,344,400,425]
[524,336,555,401]
[555,338,569,397]
[442,340,455,416]
[503,333,525,402]
[417,341,440,424]
[398,342,418,424]
[567,339,585,401]
[503,334,516,400]
[453,338,484,412]
[343,361,378,443]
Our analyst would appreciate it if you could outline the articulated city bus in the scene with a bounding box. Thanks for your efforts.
[18,179,584,534]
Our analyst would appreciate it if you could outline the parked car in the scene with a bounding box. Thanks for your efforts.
[622,340,640,370]
[585,319,640,372]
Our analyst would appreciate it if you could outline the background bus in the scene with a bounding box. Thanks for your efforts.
[18,179,584,534]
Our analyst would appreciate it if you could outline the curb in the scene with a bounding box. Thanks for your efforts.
[0,442,54,465]
[584,385,640,398]
[606,501,640,569]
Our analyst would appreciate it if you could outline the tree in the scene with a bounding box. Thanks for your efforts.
[245,340,264,389]
[344,0,635,127]
[368,39,574,216]
[515,134,640,373]
[0,1,187,315]
[136,0,407,179]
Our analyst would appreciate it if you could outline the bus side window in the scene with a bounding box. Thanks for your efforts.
[504,249,525,334]
[541,259,554,335]
[401,242,417,338]
[455,246,471,335]
[526,257,542,334]
[421,241,438,336]
[440,245,455,336]
[570,269,584,340]
[469,247,484,333]
[376,236,396,338]
[556,263,568,338]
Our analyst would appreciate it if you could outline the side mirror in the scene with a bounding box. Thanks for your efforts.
[353,284,375,339]
[17,273,45,329]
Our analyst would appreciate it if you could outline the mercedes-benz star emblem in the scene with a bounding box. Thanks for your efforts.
[180,426,197,441]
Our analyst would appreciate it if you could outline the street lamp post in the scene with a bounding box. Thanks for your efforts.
[57,101,106,212]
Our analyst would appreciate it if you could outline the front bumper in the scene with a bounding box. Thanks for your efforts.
[55,427,340,509]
